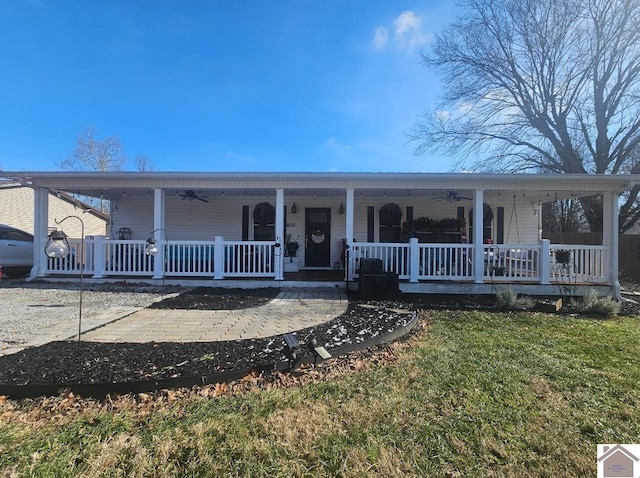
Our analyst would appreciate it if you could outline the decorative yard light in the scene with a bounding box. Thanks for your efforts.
[45,215,85,341]
[145,236,159,256]
[44,230,70,258]
[145,228,168,298]
[145,228,168,256]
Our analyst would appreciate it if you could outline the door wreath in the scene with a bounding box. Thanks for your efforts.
[311,229,325,244]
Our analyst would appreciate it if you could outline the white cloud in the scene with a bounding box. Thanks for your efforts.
[393,11,428,52]
[434,109,451,121]
[324,138,351,157]
[325,138,351,152]
[373,27,389,50]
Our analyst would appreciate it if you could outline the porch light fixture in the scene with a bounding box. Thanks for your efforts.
[291,203,297,214]
[339,203,344,214]
[45,215,85,341]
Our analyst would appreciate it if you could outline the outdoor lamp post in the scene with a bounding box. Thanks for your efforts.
[145,228,168,296]
[145,228,168,257]
[45,215,85,341]
[145,237,159,256]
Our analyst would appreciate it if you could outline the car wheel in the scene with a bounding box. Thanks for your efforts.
[3,267,31,278]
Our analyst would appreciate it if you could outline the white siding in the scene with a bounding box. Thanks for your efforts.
[494,196,540,243]
[110,193,542,269]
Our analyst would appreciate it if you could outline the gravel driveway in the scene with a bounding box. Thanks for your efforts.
[0,280,172,353]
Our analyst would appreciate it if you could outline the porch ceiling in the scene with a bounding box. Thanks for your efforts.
[2,171,637,204]
[38,187,604,205]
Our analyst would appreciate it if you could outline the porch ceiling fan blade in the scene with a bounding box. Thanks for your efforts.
[178,190,209,202]
[432,191,472,202]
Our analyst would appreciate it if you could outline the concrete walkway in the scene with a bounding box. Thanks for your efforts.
[79,288,348,343]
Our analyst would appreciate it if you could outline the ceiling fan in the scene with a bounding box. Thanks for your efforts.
[177,190,209,202]
[433,191,472,203]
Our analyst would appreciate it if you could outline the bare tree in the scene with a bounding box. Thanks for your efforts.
[413,0,640,232]
[135,155,154,172]
[542,199,588,235]
[58,128,155,212]
[59,127,127,172]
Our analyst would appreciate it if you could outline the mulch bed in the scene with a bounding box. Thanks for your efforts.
[1,287,638,400]
[0,288,417,393]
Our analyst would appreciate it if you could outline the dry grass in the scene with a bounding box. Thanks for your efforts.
[1,309,639,477]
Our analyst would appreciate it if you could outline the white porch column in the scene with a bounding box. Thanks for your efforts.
[346,188,355,281]
[274,188,284,280]
[473,189,485,283]
[152,188,165,279]
[30,187,49,280]
[603,191,619,289]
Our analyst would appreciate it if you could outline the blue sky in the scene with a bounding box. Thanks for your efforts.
[0,1,457,173]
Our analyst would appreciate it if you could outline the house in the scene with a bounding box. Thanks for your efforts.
[0,171,636,297]
[598,444,639,478]
[0,181,109,238]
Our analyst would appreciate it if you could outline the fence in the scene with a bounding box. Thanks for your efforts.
[620,235,640,282]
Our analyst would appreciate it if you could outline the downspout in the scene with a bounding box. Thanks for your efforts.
[29,187,49,282]
[607,190,636,303]
[345,188,354,286]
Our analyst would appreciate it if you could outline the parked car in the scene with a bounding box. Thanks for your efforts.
[0,224,33,277]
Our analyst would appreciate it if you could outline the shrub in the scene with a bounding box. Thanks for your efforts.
[573,290,620,318]
[495,288,535,311]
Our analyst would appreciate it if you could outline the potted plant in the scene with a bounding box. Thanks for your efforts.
[286,241,299,258]
[555,249,571,265]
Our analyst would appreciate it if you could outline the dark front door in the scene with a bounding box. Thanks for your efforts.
[305,208,331,268]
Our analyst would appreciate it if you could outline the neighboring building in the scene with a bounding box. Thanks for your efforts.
[0,181,108,238]
[0,171,636,297]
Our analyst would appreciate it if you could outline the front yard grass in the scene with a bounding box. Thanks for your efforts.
[1,309,639,477]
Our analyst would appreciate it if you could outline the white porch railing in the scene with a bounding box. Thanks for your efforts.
[43,236,609,285]
[46,238,90,275]
[165,241,216,276]
[549,245,608,283]
[483,244,540,281]
[103,240,153,276]
[45,237,277,279]
[417,244,473,280]
[348,239,609,285]
[223,241,275,277]
[352,243,410,279]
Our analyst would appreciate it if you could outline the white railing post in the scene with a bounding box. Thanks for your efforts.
[539,239,550,284]
[274,242,283,280]
[93,236,105,278]
[409,237,419,283]
[214,236,224,279]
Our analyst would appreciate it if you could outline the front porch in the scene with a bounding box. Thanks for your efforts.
[3,171,633,297]
[44,236,611,296]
